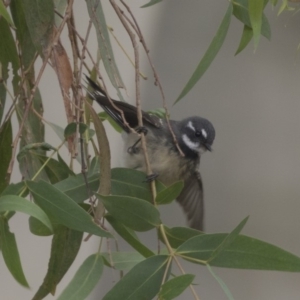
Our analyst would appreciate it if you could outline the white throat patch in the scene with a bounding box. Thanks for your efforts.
[182,134,200,152]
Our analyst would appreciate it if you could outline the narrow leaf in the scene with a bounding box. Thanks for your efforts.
[86,0,124,90]
[0,217,29,287]
[175,3,233,103]
[103,255,169,300]
[57,254,104,300]
[106,215,154,258]
[177,233,300,271]
[207,265,234,300]
[35,154,71,184]
[10,0,36,69]
[29,216,53,236]
[98,194,161,232]
[0,17,19,78]
[235,25,253,55]
[32,226,83,299]
[159,226,203,249]
[26,180,112,238]
[21,0,54,53]
[141,0,163,8]
[248,0,264,50]
[0,1,15,27]
[0,195,53,232]
[54,173,99,203]
[0,119,12,194]
[159,274,195,300]
[64,122,88,138]
[102,252,145,270]
[156,181,183,205]
[207,216,248,262]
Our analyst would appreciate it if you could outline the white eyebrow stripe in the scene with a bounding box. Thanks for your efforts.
[187,121,196,132]
[182,134,199,151]
[201,129,207,139]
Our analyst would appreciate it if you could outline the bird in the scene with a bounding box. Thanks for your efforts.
[86,77,215,230]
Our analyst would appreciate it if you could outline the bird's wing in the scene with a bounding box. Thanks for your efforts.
[176,170,204,231]
[85,76,161,132]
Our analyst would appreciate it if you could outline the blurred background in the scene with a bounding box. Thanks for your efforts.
[1,1,300,299]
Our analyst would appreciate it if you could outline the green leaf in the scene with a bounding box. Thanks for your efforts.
[0,1,15,27]
[1,182,26,197]
[235,25,253,55]
[10,0,36,69]
[207,216,249,262]
[207,265,234,300]
[86,0,124,92]
[103,255,169,300]
[48,122,66,142]
[0,195,53,232]
[158,274,195,300]
[32,226,83,299]
[160,226,203,249]
[102,252,145,270]
[16,87,48,181]
[98,194,161,232]
[111,168,165,198]
[233,0,271,40]
[248,0,264,50]
[57,254,104,300]
[175,3,233,103]
[0,119,12,194]
[29,216,53,236]
[156,181,183,205]
[35,154,71,184]
[0,217,29,287]
[54,0,68,26]
[21,0,54,53]
[64,122,88,138]
[54,172,99,203]
[176,233,300,271]
[26,180,112,238]
[0,16,19,79]
[0,81,6,124]
[106,215,154,258]
[141,0,163,8]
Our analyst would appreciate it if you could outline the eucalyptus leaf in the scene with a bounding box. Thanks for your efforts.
[0,119,12,194]
[0,195,53,232]
[57,254,103,300]
[141,0,163,8]
[160,226,203,249]
[103,255,169,300]
[98,194,161,232]
[0,218,29,287]
[176,233,300,272]
[106,215,154,258]
[33,226,83,299]
[0,1,15,27]
[248,0,264,50]
[102,252,145,270]
[235,25,253,55]
[175,3,233,103]
[159,274,195,300]
[26,180,112,238]
[156,181,183,205]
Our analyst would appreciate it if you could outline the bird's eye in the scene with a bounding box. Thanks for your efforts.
[195,131,201,137]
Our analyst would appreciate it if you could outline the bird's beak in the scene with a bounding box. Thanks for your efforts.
[204,144,212,151]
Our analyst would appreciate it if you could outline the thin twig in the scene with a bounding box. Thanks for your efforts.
[120,0,184,157]
[7,0,75,176]
[110,0,157,202]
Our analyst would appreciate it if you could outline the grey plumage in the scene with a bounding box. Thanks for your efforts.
[86,77,215,230]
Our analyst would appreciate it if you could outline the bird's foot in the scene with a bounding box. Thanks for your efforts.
[136,126,148,135]
[144,173,159,182]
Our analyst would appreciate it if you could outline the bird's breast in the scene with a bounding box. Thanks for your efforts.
[123,131,199,186]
